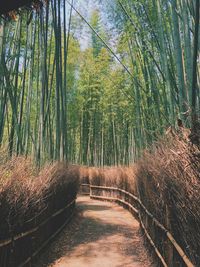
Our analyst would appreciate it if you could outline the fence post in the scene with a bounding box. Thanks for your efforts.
[166,204,173,266]
[89,185,92,197]
[30,213,36,266]
[10,235,15,267]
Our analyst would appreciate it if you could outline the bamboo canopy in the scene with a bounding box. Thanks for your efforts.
[0,0,44,15]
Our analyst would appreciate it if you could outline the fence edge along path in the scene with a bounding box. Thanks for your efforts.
[0,199,76,267]
[81,184,194,267]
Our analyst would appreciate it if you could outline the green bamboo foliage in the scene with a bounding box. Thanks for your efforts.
[191,0,200,124]
[0,0,199,166]
[0,2,73,165]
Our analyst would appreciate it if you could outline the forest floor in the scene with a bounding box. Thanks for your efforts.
[34,196,154,267]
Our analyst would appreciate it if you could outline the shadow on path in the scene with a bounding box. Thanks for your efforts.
[34,196,154,267]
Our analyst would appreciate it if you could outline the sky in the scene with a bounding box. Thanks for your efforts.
[70,0,116,50]
[65,0,122,71]
[72,0,100,50]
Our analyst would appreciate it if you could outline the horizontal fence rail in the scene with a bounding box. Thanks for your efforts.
[81,184,194,267]
[0,198,76,267]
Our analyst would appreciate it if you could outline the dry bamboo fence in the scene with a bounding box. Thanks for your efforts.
[0,198,76,267]
[80,184,194,267]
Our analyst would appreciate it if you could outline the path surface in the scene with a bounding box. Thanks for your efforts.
[35,196,154,267]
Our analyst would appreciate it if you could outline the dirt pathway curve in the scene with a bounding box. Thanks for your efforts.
[34,196,154,267]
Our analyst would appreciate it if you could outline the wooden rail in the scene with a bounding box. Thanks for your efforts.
[0,198,76,267]
[81,184,194,267]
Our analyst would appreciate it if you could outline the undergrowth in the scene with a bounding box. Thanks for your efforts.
[83,130,200,265]
[136,132,200,265]
[0,156,80,240]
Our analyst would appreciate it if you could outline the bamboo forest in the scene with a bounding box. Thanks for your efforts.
[0,1,199,267]
[0,0,199,166]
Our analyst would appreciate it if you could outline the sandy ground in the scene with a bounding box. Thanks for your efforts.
[34,196,154,267]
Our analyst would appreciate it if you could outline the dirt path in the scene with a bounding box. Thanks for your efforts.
[34,196,154,267]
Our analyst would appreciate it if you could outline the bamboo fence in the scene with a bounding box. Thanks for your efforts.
[0,198,76,267]
[80,184,194,267]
